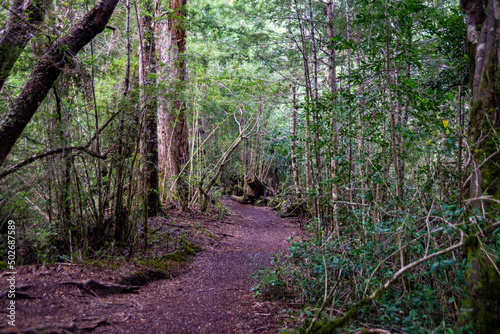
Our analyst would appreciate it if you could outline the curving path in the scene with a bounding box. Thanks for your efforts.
[96,199,302,334]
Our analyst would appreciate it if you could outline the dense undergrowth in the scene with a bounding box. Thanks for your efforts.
[252,202,499,333]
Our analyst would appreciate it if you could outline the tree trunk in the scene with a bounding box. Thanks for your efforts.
[463,0,500,206]
[200,135,243,211]
[290,86,302,200]
[309,0,323,222]
[113,0,132,244]
[52,86,71,230]
[156,0,190,209]
[0,0,120,167]
[294,0,313,215]
[139,0,160,218]
[327,0,340,236]
[0,0,48,92]
[458,0,500,331]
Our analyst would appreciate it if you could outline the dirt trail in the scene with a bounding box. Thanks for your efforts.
[1,200,302,334]
[102,200,302,334]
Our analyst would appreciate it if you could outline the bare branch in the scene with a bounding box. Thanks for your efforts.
[0,146,108,179]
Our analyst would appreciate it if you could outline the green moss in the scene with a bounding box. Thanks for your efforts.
[180,238,202,255]
[456,234,500,333]
[138,257,172,269]
[161,252,185,261]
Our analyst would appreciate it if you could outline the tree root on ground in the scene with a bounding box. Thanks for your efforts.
[12,317,112,333]
[59,279,139,296]
[0,284,34,299]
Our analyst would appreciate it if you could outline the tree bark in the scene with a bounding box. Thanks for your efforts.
[463,0,500,206]
[139,0,160,218]
[156,0,190,208]
[327,0,340,236]
[308,0,323,222]
[290,85,302,199]
[0,0,48,92]
[113,0,133,243]
[0,0,120,167]
[458,0,500,331]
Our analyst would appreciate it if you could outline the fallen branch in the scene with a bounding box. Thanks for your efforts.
[76,318,112,331]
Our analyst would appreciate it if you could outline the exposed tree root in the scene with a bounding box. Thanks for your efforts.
[59,279,139,296]
[12,317,112,333]
[0,284,33,299]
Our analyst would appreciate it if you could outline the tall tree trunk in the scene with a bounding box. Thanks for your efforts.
[157,0,190,209]
[294,0,313,215]
[0,0,48,92]
[457,86,464,205]
[139,0,160,218]
[463,0,500,206]
[0,0,120,167]
[290,85,302,200]
[113,0,132,243]
[52,86,71,230]
[308,0,323,222]
[327,0,340,235]
[458,0,500,331]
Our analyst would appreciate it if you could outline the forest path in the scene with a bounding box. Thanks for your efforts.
[96,199,303,333]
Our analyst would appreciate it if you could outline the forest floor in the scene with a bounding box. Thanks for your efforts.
[0,198,305,333]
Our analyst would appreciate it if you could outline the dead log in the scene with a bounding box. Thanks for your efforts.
[231,193,254,204]
[246,175,265,197]
[277,199,307,218]
[14,318,111,333]
[231,175,266,204]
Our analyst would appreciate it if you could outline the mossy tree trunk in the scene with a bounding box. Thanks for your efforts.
[462,0,500,206]
[457,235,500,332]
[460,0,500,331]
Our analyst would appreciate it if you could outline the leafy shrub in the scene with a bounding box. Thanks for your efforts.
[253,217,467,333]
